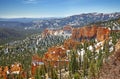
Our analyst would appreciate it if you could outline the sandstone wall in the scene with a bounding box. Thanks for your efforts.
[72,26,110,42]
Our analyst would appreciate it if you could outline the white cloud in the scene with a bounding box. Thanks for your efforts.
[23,0,39,4]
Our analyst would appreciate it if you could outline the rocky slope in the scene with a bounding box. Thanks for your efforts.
[98,39,120,79]
[72,25,110,42]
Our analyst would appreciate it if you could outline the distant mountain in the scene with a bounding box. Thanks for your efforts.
[0,21,33,29]
[90,17,120,30]
[0,18,34,23]
[0,12,120,30]
[29,12,120,29]
[0,17,60,23]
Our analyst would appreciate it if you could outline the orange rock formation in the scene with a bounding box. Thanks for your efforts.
[72,26,110,42]
[64,39,80,49]
[0,66,9,79]
[43,46,68,67]
[31,54,43,75]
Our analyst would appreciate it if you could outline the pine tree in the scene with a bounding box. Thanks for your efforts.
[69,50,78,74]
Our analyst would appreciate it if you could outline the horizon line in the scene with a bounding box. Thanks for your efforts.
[0,12,120,19]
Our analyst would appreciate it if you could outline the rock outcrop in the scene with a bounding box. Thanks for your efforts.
[98,40,120,79]
[72,26,111,42]
[96,27,110,41]
[43,46,68,67]
[0,63,22,79]
[64,39,80,49]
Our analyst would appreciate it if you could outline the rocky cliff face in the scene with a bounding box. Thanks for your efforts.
[72,26,111,42]
[63,39,80,49]
[98,40,120,79]
[42,25,73,37]
[43,46,68,66]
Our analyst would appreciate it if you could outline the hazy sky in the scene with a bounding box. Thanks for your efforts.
[0,0,120,18]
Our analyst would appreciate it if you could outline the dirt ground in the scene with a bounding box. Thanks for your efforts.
[98,40,120,79]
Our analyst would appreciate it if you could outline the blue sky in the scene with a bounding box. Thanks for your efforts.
[0,0,120,18]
